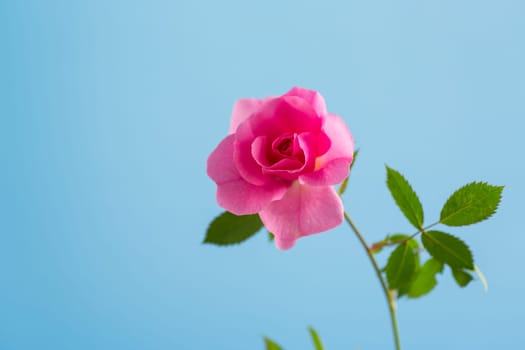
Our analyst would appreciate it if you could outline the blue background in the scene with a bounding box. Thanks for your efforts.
[1,0,524,349]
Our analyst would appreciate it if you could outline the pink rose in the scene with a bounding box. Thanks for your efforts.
[207,87,354,249]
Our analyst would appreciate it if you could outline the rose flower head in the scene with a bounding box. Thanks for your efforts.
[207,87,354,249]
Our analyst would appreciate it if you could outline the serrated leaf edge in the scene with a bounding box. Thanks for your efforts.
[422,231,474,270]
[386,166,424,229]
[440,182,504,226]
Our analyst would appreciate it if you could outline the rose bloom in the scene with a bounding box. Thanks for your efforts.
[207,87,354,249]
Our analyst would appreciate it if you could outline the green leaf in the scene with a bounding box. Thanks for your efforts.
[390,238,420,298]
[268,231,275,242]
[385,241,418,290]
[204,211,263,245]
[421,231,474,270]
[440,182,504,226]
[396,243,421,298]
[452,268,474,287]
[264,337,284,350]
[338,149,360,196]
[308,327,324,350]
[408,258,444,298]
[386,166,424,229]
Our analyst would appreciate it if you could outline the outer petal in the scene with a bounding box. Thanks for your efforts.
[229,97,273,134]
[284,87,327,116]
[233,120,269,185]
[241,97,323,139]
[259,182,343,250]
[207,135,288,215]
[300,113,354,186]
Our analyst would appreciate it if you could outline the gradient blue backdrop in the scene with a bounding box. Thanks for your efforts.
[1,0,524,349]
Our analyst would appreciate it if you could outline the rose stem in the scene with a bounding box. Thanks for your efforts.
[343,211,402,350]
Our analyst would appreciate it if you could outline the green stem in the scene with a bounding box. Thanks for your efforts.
[344,211,401,350]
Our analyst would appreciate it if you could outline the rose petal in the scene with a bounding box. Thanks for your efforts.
[262,158,305,181]
[229,97,273,134]
[300,158,353,186]
[207,134,239,184]
[216,180,288,216]
[284,87,327,116]
[300,113,354,186]
[254,131,330,181]
[251,135,272,167]
[242,97,323,139]
[259,182,344,250]
[230,88,326,135]
[234,121,270,185]
[271,132,295,157]
[274,96,323,133]
[233,97,322,186]
[207,135,288,215]
[297,131,331,166]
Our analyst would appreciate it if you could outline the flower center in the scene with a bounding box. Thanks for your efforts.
[271,132,298,159]
[276,138,293,156]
